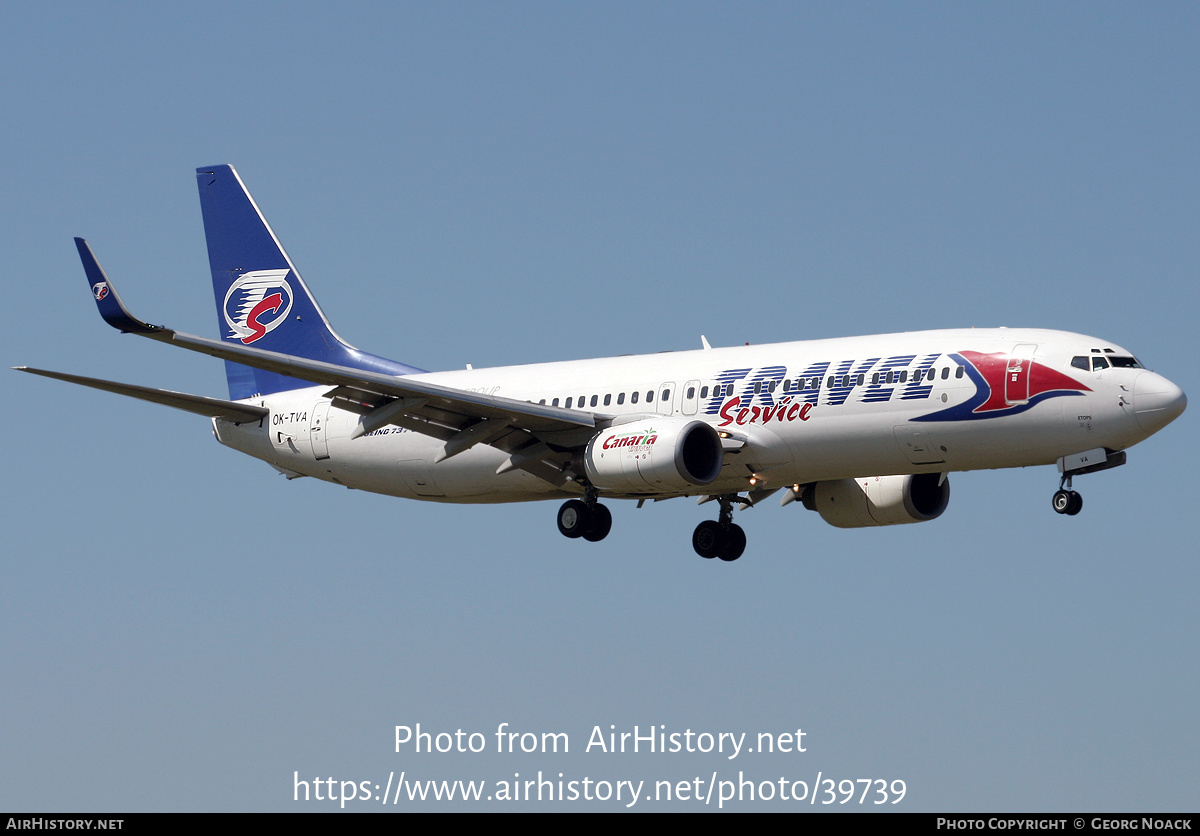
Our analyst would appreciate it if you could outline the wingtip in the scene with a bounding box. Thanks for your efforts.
[73,239,163,336]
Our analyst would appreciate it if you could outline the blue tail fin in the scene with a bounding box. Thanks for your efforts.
[196,165,423,400]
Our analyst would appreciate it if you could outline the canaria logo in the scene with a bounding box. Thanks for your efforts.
[223,269,294,344]
[603,428,659,450]
[92,282,109,301]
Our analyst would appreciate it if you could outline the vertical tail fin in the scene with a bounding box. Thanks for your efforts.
[196,165,422,400]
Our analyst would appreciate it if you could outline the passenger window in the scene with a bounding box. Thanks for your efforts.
[539,399,546,404]
[782,380,791,393]
[617,393,625,405]
[686,387,695,399]
[754,381,762,394]
[955,366,964,378]
[552,398,559,406]
[941,367,949,380]
[590,395,599,407]
[662,389,671,400]
[913,370,922,383]
[886,371,894,384]
[565,397,573,408]
[647,390,654,401]
[899,371,908,383]
[768,380,777,392]
[827,376,835,388]
[631,391,639,404]
[603,394,611,406]
[856,374,864,386]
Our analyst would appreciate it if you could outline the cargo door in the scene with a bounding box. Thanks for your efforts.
[309,401,331,460]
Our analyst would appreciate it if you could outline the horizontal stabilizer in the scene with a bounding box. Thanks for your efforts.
[15,367,268,423]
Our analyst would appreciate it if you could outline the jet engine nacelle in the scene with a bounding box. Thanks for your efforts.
[806,473,950,528]
[583,417,723,493]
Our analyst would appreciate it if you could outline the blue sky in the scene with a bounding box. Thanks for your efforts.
[2,2,1197,811]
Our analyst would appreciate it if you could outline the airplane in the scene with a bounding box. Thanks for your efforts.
[17,165,1187,561]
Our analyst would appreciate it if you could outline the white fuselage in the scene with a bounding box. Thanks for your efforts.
[212,328,1180,503]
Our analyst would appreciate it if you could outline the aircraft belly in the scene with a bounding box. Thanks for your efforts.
[325,428,561,501]
[763,396,1107,483]
[213,416,274,460]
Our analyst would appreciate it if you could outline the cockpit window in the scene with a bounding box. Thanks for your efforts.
[1075,354,1137,371]
[1109,356,1142,369]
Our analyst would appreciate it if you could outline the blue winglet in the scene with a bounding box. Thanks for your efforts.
[75,238,163,336]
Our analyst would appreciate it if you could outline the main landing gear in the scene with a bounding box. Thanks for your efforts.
[556,489,748,560]
[692,495,746,562]
[556,497,612,542]
[1052,476,1083,516]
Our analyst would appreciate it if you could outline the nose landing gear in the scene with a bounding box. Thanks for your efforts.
[1052,476,1083,516]
[692,495,746,561]
[1051,449,1128,516]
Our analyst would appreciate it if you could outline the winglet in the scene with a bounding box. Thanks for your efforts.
[74,237,164,336]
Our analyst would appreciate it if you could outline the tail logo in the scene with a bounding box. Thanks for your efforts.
[223,269,294,344]
[92,282,109,301]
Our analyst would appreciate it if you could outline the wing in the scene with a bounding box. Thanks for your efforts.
[72,238,603,486]
[16,367,270,422]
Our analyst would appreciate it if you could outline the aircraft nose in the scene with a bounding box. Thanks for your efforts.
[1133,372,1187,434]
